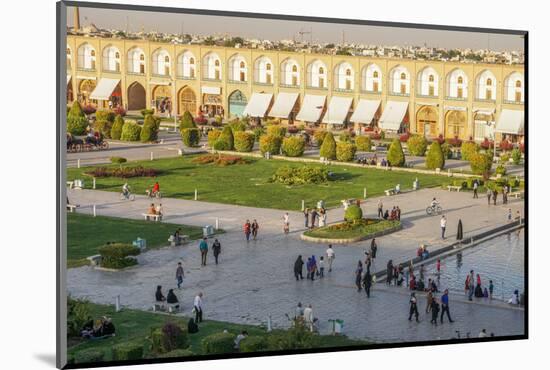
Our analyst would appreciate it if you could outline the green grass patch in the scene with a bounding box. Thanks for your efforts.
[67,213,206,266]
[68,155,450,211]
[67,303,369,362]
[303,219,401,240]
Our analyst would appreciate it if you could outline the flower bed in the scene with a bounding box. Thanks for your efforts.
[302,218,401,243]
[191,154,249,166]
[85,166,158,178]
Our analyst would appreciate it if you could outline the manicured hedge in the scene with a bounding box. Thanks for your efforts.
[208,130,222,148]
[74,349,105,364]
[266,125,287,138]
[214,126,235,151]
[407,135,428,156]
[229,120,247,133]
[469,151,493,177]
[281,136,306,157]
[234,131,255,152]
[355,135,372,152]
[426,141,445,170]
[239,336,268,353]
[181,128,200,147]
[110,115,125,140]
[150,323,189,354]
[259,135,282,155]
[156,349,194,358]
[110,156,127,164]
[140,114,159,142]
[319,132,337,160]
[461,141,479,162]
[387,139,405,167]
[179,111,196,129]
[336,142,357,162]
[67,101,89,135]
[95,110,116,123]
[98,243,140,269]
[344,204,363,222]
[93,120,112,139]
[112,342,144,361]
[201,332,236,355]
[120,121,142,141]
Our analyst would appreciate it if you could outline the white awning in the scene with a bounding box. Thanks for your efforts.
[350,99,380,124]
[201,86,221,95]
[496,109,524,135]
[268,92,299,118]
[66,75,71,86]
[242,93,273,118]
[322,96,353,124]
[90,78,120,100]
[149,79,170,86]
[379,101,409,131]
[296,94,326,123]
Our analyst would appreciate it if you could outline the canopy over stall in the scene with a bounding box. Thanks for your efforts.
[379,101,409,131]
[495,109,524,135]
[296,94,326,123]
[268,92,299,118]
[90,78,120,100]
[322,96,353,125]
[350,99,381,124]
[242,93,273,118]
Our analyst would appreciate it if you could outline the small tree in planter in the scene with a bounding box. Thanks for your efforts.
[179,111,197,130]
[281,136,306,157]
[469,151,493,179]
[213,126,235,151]
[407,135,428,156]
[344,204,363,223]
[355,135,372,152]
[319,132,337,160]
[425,141,445,170]
[387,139,405,167]
[110,115,125,140]
[336,142,357,162]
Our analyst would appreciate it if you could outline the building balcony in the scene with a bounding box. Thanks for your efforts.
[445,96,467,101]
[474,98,496,103]
[306,85,328,91]
[360,89,382,95]
[176,75,196,80]
[102,68,121,74]
[253,81,274,86]
[333,88,354,93]
[127,71,145,76]
[503,100,524,105]
[389,92,410,97]
[77,67,96,72]
[228,79,248,84]
[151,73,172,79]
[416,93,438,99]
[279,83,300,88]
[203,77,222,82]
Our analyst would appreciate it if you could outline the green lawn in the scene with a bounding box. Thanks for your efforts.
[68,302,369,364]
[304,219,401,240]
[67,213,206,267]
[68,155,450,211]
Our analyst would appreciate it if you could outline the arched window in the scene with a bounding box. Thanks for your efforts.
[487,78,492,86]
[401,73,406,80]
[373,71,379,78]
[346,69,351,76]
[516,80,522,88]
[457,76,463,84]
[190,57,195,65]
[164,56,170,63]
[429,75,434,82]
[292,65,298,73]
[266,63,271,71]
[319,67,324,74]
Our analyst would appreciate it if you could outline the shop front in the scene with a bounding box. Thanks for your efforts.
[444,108,467,140]
[228,90,247,118]
[77,78,97,106]
[473,109,495,142]
[201,86,224,117]
[151,84,173,116]
[416,105,438,138]
[90,78,122,109]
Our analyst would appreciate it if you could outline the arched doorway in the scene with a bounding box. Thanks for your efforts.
[78,79,96,106]
[152,85,172,114]
[178,86,197,116]
[228,90,247,118]
[127,82,146,111]
[416,106,438,137]
[445,110,467,139]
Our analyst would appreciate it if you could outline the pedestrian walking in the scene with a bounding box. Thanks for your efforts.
[377,200,383,218]
[326,245,335,272]
[363,270,372,298]
[294,255,304,281]
[386,260,394,285]
[487,188,492,205]
[176,262,184,289]
[309,256,318,280]
[303,304,314,332]
[489,280,494,299]
[507,208,512,222]
[436,258,441,275]
[304,208,310,228]
[310,209,318,229]
[212,238,221,265]
[319,209,327,227]
[503,185,508,204]
[370,238,378,270]
[283,213,290,234]
[426,290,433,313]
[243,220,251,242]
[430,298,440,325]
[251,219,259,240]
[193,292,204,323]
[473,179,479,198]
[319,256,325,278]
[199,238,208,266]
[440,289,454,323]
[355,261,364,291]
[493,189,498,205]
[440,215,447,239]
[408,293,420,322]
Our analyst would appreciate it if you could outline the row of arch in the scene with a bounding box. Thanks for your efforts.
[69,43,524,102]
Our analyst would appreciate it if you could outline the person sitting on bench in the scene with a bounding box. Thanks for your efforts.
[167,289,180,310]
[155,285,166,302]
[147,203,157,218]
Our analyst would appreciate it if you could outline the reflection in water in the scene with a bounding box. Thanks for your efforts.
[426,230,524,300]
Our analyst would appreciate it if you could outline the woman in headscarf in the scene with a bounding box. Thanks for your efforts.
[355,261,363,292]
[294,255,304,281]
[310,256,318,280]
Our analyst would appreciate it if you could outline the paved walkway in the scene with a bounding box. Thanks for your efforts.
[67,188,524,342]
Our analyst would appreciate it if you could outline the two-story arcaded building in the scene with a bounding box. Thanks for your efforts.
[66,35,525,143]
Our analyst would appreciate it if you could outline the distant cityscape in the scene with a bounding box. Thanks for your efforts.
[68,23,524,65]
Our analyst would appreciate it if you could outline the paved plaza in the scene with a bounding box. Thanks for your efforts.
[67,186,524,343]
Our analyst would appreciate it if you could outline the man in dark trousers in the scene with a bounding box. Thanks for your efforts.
[430,297,440,325]
[493,189,498,205]
[440,289,454,323]
[363,270,372,298]
[386,260,394,285]
[294,255,304,281]
[473,179,479,199]
[408,293,419,322]
[212,239,221,265]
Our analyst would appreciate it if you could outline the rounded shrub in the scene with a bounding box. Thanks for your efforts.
[281,136,306,157]
[495,164,507,176]
[95,110,115,123]
[214,126,235,151]
[74,349,105,364]
[319,132,337,160]
[336,142,357,162]
[156,349,194,358]
[120,121,142,141]
[313,130,327,146]
[339,132,352,143]
[229,120,247,133]
[208,130,222,148]
[461,141,479,162]
[240,336,268,353]
[201,332,236,355]
[344,204,363,222]
[110,156,127,164]
[425,141,445,170]
[140,114,159,142]
[93,120,112,139]
[179,111,197,130]
[181,128,200,147]
[110,115,125,140]
[469,151,493,178]
[112,342,144,361]
[387,139,405,167]
[355,135,372,152]
[98,243,140,269]
[407,135,428,156]
[150,323,189,354]
[67,101,89,135]
[511,148,522,165]
[233,131,255,152]
[266,125,287,138]
[140,108,155,117]
[259,135,282,155]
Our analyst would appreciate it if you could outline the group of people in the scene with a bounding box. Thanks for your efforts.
[146,202,163,220]
[303,207,328,229]
[154,285,205,325]
[376,200,402,221]
[465,270,493,301]
[198,237,222,265]
[486,184,512,205]
[294,302,319,332]
[293,245,336,281]
[80,316,116,339]
[242,219,260,241]
[408,289,453,325]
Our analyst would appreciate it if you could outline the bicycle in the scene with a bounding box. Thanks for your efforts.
[426,204,443,216]
[120,191,135,201]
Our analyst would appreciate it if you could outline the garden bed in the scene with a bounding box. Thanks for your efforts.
[301,219,402,244]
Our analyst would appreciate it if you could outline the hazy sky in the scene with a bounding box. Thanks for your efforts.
[68,6,524,51]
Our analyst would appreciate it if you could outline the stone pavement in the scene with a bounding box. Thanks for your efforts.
[66,187,524,342]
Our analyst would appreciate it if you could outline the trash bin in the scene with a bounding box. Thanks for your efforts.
[203,225,214,237]
[334,319,344,334]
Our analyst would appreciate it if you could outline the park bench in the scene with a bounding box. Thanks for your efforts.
[384,189,396,196]
[142,213,161,222]
[66,181,74,189]
[447,185,462,192]
[508,190,524,199]
[168,234,189,247]
[167,303,181,313]
[86,254,102,266]
[152,301,166,312]
[66,204,79,213]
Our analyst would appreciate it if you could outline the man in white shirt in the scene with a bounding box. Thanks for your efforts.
[326,245,335,272]
[303,304,314,332]
[440,215,447,239]
[194,292,203,323]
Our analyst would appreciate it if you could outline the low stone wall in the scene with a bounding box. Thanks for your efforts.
[300,223,402,244]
